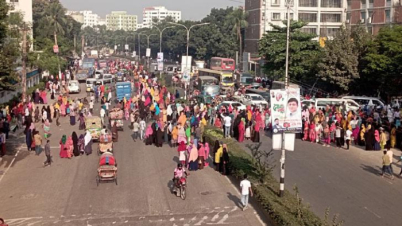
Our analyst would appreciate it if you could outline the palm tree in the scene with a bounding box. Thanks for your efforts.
[226,9,248,68]
[43,1,67,46]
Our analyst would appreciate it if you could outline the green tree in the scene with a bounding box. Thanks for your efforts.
[225,8,248,65]
[318,26,359,92]
[363,25,402,98]
[259,21,322,82]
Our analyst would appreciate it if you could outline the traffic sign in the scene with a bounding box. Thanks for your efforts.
[53,45,59,53]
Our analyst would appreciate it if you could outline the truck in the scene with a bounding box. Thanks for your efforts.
[198,68,234,94]
[115,82,132,101]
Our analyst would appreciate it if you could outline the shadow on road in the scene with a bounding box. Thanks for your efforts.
[227,192,242,208]
[360,164,382,176]
[172,156,179,164]
[167,179,173,194]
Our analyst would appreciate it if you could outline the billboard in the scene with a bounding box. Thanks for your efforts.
[146,48,151,57]
[157,52,164,71]
[181,56,192,73]
[270,88,302,133]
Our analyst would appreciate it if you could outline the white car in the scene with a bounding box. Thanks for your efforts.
[102,74,113,83]
[68,80,81,93]
[220,101,246,111]
[242,94,269,107]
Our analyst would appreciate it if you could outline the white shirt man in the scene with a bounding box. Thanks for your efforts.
[240,174,253,210]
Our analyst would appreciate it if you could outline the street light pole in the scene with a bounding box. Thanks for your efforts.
[168,22,210,99]
[140,33,157,71]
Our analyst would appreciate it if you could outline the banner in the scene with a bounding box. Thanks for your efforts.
[125,44,129,50]
[146,48,151,57]
[157,52,164,71]
[270,88,302,133]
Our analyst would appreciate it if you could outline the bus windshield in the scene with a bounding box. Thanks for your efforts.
[222,76,233,83]
[242,77,254,85]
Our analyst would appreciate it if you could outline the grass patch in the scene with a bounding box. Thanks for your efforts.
[203,127,343,226]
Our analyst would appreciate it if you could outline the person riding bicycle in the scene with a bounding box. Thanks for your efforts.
[173,163,187,191]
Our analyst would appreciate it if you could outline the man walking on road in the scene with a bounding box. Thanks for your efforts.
[240,174,253,211]
[43,140,51,166]
[222,113,232,138]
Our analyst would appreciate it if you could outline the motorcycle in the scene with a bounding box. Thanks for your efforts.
[173,176,187,200]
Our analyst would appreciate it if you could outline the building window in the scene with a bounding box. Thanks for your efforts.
[301,27,317,34]
[321,0,342,7]
[361,0,366,7]
[299,0,318,7]
[272,0,280,5]
[272,13,281,20]
[321,13,341,22]
[320,27,339,36]
[361,11,366,20]
[385,10,390,22]
[10,0,19,2]
[298,13,317,22]
[285,13,294,19]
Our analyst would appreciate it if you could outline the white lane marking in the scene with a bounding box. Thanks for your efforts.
[169,217,175,221]
[217,214,229,224]
[194,216,208,225]
[364,206,381,218]
[0,146,22,185]
[211,212,221,221]
[179,218,184,221]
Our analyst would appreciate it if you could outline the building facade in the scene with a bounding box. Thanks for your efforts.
[142,6,181,28]
[245,0,347,56]
[81,10,99,27]
[347,0,402,35]
[106,11,137,31]
[66,11,84,23]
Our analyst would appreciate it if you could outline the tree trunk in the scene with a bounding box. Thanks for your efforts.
[238,26,242,70]
[21,29,27,102]
[54,31,58,46]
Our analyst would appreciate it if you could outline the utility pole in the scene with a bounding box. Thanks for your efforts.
[279,0,292,198]
[21,28,27,102]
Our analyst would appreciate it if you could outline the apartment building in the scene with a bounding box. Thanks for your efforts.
[6,0,33,25]
[245,0,346,56]
[347,0,402,34]
[81,11,99,28]
[142,6,181,28]
[106,11,137,31]
[66,11,84,23]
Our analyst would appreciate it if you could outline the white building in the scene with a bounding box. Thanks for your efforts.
[6,0,33,26]
[98,18,106,26]
[142,6,181,28]
[106,11,137,31]
[80,10,100,28]
[137,23,144,29]
[245,0,346,56]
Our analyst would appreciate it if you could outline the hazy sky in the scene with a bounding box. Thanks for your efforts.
[60,0,242,21]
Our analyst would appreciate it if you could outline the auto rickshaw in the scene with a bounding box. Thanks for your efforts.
[97,152,117,186]
[86,116,102,141]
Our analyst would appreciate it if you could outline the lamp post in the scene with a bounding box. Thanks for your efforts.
[168,22,210,99]
[154,26,175,77]
[140,33,157,71]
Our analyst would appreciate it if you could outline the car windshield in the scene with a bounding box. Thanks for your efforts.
[242,77,254,84]
[251,95,263,100]
[222,77,233,83]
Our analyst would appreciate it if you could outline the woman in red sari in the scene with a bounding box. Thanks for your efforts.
[238,119,245,142]
[59,135,69,158]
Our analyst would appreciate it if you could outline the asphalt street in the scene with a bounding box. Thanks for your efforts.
[238,130,402,226]
[0,82,268,226]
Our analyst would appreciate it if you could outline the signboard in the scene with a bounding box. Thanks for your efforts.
[146,48,151,57]
[114,45,117,50]
[53,45,59,53]
[125,44,129,50]
[181,56,192,74]
[132,51,136,57]
[270,88,302,133]
[157,52,164,71]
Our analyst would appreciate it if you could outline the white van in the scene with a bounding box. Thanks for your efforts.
[341,96,385,109]
[86,78,97,92]
[315,98,360,112]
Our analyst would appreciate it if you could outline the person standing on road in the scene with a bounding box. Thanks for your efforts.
[382,150,394,179]
[222,113,232,138]
[240,174,253,211]
[0,130,6,157]
[89,100,94,114]
[100,107,106,126]
[43,140,51,166]
[139,118,146,140]
[132,120,139,142]
[34,131,42,155]
[345,126,352,150]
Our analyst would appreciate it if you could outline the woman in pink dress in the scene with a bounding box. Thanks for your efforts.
[66,136,73,158]
[238,120,245,142]
[41,90,48,104]
[60,103,66,116]
[309,122,316,143]
[59,135,69,158]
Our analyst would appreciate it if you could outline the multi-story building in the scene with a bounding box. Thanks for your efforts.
[66,11,84,24]
[142,6,181,28]
[245,0,347,56]
[98,18,106,26]
[106,11,137,31]
[6,0,33,26]
[81,10,99,28]
[347,0,402,34]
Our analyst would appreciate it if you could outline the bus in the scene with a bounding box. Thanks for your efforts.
[198,76,220,97]
[210,57,235,71]
[198,68,234,93]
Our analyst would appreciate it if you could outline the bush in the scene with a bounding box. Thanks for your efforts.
[203,127,342,226]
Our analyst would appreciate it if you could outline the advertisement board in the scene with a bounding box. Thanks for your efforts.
[146,48,151,57]
[157,52,164,71]
[181,56,192,73]
[270,88,302,133]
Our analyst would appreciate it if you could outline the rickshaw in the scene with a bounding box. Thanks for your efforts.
[98,133,113,155]
[86,116,102,141]
[97,152,117,186]
[109,108,124,131]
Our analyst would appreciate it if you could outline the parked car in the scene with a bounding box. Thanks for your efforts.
[241,94,269,107]
[315,98,360,112]
[68,80,81,93]
[341,96,385,109]
[218,101,246,111]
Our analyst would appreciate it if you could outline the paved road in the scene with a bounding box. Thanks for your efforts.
[238,130,402,226]
[0,82,268,226]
